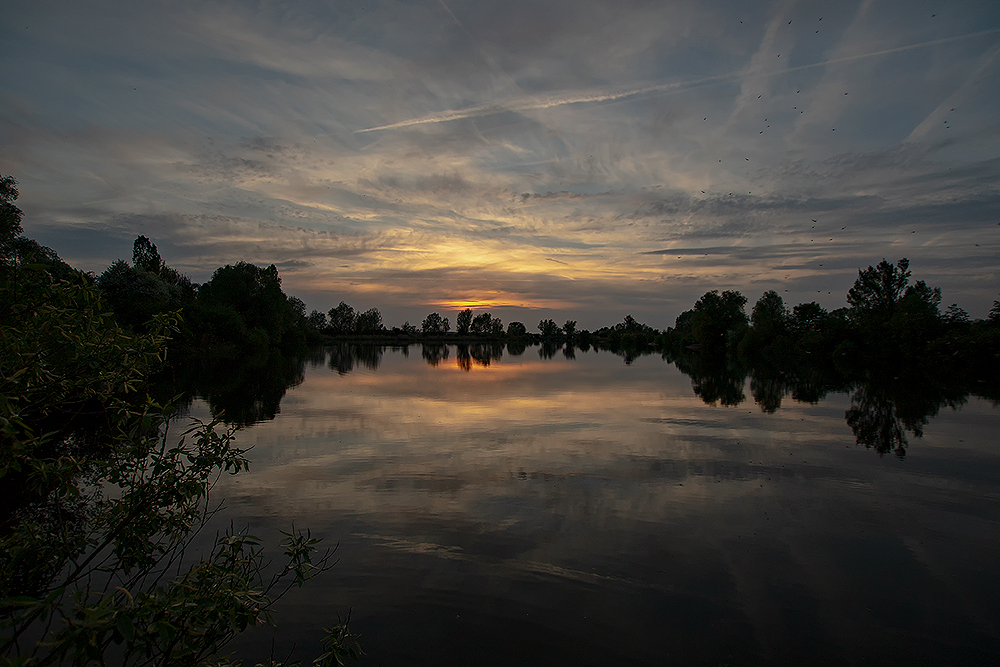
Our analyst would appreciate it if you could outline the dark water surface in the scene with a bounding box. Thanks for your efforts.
[195,346,999,666]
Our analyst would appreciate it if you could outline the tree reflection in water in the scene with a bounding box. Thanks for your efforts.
[329,343,383,375]
[456,342,505,370]
[168,350,307,427]
[845,371,968,457]
[667,351,747,407]
[171,343,992,457]
[421,343,449,367]
[663,347,985,457]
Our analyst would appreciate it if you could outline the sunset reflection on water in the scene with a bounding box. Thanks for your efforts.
[200,346,999,666]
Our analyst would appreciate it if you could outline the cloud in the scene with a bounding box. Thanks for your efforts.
[3,0,1000,323]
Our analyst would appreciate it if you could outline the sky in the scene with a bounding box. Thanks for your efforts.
[2,0,999,329]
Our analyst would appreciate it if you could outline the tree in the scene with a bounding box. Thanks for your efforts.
[563,320,577,339]
[689,290,748,349]
[788,301,827,336]
[456,309,473,335]
[847,258,911,324]
[470,312,502,336]
[132,235,162,273]
[506,321,527,338]
[750,291,787,336]
[328,302,357,335]
[96,238,197,335]
[355,307,383,335]
[0,270,357,665]
[308,309,329,331]
[97,259,179,329]
[421,312,450,334]
[0,175,23,262]
[538,319,559,338]
[197,262,301,349]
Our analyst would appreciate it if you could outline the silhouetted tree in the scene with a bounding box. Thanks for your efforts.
[132,235,162,273]
[421,312,450,334]
[788,301,826,337]
[355,307,383,335]
[538,319,559,338]
[328,302,357,335]
[308,309,328,331]
[456,308,473,335]
[740,290,789,359]
[943,304,970,326]
[847,258,911,325]
[506,321,527,338]
[197,262,301,349]
[689,290,748,350]
[471,312,503,336]
[98,260,180,329]
[751,290,787,336]
[8,237,76,282]
[96,236,197,334]
[0,175,23,262]
[563,320,577,339]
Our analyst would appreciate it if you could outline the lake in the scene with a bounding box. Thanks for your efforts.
[189,344,1000,666]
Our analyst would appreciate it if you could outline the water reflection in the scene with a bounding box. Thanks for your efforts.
[668,351,747,407]
[174,343,995,460]
[168,350,306,426]
[845,372,969,457]
[456,342,505,370]
[329,343,383,374]
[207,344,999,666]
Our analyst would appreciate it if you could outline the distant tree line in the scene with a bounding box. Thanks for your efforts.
[90,232,998,385]
[662,257,1000,376]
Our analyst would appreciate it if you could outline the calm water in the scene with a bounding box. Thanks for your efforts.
[192,345,999,666]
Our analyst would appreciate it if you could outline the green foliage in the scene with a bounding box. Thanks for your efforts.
[98,259,184,330]
[0,263,351,665]
[195,262,306,351]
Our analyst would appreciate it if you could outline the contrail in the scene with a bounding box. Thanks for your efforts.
[355,27,1000,134]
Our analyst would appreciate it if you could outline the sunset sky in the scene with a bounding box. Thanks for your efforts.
[2,0,999,329]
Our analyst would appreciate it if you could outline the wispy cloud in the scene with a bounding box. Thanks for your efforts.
[3,0,1000,326]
